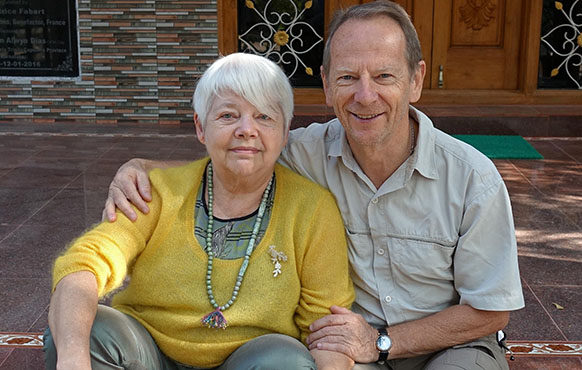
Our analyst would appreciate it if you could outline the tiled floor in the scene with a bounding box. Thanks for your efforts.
[0,121,581,369]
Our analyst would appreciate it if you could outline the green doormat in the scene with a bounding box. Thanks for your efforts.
[452,135,543,159]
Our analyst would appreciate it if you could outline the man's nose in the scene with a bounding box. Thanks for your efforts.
[354,78,378,105]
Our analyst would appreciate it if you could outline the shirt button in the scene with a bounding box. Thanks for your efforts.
[384,296,392,303]
[377,248,385,255]
[371,198,379,204]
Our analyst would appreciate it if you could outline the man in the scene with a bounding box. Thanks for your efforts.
[103,2,524,369]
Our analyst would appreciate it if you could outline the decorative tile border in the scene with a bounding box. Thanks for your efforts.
[1,333,581,358]
[0,333,44,348]
[507,341,582,357]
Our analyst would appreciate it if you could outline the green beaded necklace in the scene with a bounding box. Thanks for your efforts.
[201,162,274,329]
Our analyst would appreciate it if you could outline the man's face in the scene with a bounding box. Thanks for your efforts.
[322,16,425,150]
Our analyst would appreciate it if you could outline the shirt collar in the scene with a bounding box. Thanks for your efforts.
[410,106,439,180]
[326,106,439,180]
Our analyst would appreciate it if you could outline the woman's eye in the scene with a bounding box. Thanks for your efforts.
[220,113,233,119]
[258,114,271,120]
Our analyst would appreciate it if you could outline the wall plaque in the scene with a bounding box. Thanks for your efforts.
[0,0,79,77]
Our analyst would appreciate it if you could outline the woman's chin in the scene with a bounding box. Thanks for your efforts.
[225,163,271,179]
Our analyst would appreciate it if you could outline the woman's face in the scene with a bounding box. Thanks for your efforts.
[195,91,288,180]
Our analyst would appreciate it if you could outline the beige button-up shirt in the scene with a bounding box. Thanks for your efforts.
[280,106,524,327]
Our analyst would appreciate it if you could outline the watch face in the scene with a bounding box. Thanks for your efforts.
[376,335,392,352]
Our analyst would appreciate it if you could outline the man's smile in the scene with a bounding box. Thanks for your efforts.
[352,112,383,120]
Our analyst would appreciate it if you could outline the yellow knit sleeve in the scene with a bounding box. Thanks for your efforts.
[52,181,163,297]
[294,189,355,343]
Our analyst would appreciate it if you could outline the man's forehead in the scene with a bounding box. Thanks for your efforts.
[328,17,407,72]
[330,16,404,50]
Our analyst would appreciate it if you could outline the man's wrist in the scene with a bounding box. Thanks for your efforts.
[375,327,392,363]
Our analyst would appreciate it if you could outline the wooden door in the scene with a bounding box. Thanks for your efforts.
[430,0,523,89]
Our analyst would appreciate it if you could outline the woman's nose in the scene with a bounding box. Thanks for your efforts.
[235,115,258,138]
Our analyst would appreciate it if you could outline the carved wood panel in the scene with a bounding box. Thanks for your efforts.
[431,0,523,89]
[451,0,505,46]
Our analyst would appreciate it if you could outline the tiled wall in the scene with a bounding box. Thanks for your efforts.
[0,0,218,125]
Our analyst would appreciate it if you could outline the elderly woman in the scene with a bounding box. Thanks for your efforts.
[44,53,354,370]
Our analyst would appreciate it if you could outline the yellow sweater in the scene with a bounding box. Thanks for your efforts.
[53,159,354,368]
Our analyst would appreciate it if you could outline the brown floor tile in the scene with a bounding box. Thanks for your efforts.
[0,166,81,189]
[559,205,582,229]
[67,158,134,190]
[0,348,12,367]
[0,169,11,179]
[0,278,50,332]
[518,256,582,286]
[552,140,582,163]
[106,136,188,159]
[27,307,49,334]
[508,356,582,369]
[0,225,83,279]
[0,348,45,370]
[525,141,574,160]
[549,116,582,137]
[26,189,91,228]
[0,187,61,225]
[0,149,38,171]
[0,225,16,242]
[529,286,582,341]
[504,282,565,342]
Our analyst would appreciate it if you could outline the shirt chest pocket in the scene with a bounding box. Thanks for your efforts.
[389,238,458,309]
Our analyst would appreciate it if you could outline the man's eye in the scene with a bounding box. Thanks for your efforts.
[379,73,392,79]
[340,75,352,81]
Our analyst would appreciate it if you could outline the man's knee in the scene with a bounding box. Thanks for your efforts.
[424,346,508,370]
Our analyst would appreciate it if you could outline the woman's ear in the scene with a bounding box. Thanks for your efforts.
[194,113,205,144]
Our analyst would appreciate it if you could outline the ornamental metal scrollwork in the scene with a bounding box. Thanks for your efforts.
[239,0,323,79]
[540,0,582,89]
[459,0,497,30]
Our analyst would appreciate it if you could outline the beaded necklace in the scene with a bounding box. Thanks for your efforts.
[200,162,274,329]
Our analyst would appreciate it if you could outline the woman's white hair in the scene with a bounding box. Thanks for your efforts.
[193,53,294,131]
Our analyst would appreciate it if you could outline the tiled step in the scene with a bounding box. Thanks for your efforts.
[2,332,581,369]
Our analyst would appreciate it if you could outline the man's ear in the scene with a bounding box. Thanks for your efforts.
[194,113,205,144]
[321,66,333,108]
[409,60,426,103]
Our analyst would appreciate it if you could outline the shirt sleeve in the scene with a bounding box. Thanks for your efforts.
[454,179,525,310]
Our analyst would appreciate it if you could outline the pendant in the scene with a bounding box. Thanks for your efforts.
[201,308,228,329]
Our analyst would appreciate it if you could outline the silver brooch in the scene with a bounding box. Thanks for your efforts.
[268,245,287,277]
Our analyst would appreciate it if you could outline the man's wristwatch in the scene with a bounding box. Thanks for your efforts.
[375,328,392,363]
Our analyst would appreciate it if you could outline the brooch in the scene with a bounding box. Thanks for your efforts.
[268,245,287,277]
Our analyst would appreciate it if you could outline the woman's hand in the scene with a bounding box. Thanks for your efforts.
[310,348,354,370]
[307,306,379,364]
[102,158,153,222]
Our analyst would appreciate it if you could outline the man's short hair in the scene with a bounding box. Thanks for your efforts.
[322,1,423,78]
[193,53,294,131]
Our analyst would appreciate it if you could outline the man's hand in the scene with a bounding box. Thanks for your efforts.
[307,306,379,364]
[102,159,152,222]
